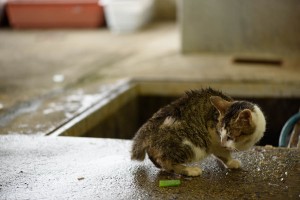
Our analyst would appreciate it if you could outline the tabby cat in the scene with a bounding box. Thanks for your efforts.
[131,88,266,176]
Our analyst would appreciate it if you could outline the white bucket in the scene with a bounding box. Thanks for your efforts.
[100,0,154,33]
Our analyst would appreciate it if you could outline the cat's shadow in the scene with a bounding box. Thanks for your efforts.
[131,165,154,192]
[131,163,181,190]
[132,158,243,190]
[132,162,197,190]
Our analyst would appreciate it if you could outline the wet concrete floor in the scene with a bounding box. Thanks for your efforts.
[0,135,299,199]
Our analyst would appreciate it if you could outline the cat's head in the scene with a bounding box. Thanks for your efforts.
[210,96,266,151]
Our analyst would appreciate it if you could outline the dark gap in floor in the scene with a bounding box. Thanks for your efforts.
[84,94,300,147]
[233,57,282,66]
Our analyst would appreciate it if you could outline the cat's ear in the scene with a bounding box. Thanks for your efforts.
[237,109,252,124]
[210,96,232,115]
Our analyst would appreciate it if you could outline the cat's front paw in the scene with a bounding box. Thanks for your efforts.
[226,159,241,169]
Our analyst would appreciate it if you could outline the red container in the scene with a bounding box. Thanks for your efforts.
[6,0,104,28]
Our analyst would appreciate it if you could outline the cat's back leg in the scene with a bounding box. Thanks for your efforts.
[148,140,203,176]
[159,160,202,177]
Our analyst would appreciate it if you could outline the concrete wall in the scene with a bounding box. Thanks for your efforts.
[179,0,300,56]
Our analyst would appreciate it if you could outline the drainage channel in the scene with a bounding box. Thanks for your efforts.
[48,80,138,137]
[48,79,300,146]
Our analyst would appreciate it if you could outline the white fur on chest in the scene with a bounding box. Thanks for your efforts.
[183,139,207,162]
[251,105,266,144]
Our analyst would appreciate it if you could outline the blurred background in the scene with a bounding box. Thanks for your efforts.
[0,0,299,147]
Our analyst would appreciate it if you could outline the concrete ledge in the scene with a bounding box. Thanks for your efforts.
[0,135,299,199]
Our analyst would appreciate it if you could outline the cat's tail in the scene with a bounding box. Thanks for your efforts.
[131,130,148,161]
